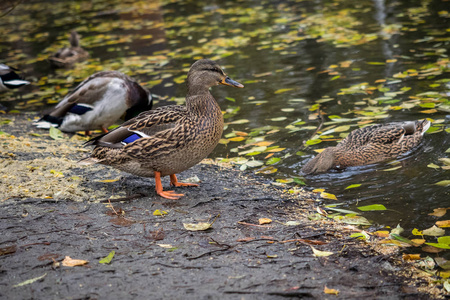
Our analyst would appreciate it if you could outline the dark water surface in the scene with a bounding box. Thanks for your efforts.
[1,0,449,238]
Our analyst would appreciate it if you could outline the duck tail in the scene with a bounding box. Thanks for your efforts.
[33,115,63,129]
[418,119,431,135]
[78,157,100,166]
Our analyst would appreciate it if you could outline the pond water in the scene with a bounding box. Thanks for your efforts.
[1,0,449,252]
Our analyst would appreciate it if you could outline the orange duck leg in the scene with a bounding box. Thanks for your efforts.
[154,172,185,200]
[170,174,199,188]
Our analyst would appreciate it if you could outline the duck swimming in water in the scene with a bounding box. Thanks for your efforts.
[301,119,431,175]
[79,59,244,199]
[49,31,89,68]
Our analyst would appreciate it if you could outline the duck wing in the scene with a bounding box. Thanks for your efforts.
[339,124,406,150]
[85,105,188,151]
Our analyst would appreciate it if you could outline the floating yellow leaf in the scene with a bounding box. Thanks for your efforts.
[423,225,445,236]
[429,208,448,217]
[324,286,339,295]
[62,256,88,267]
[320,192,337,200]
[312,189,325,193]
[436,220,450,228]
[412,228,423,235]
[274,88,293,94]
[229,137,245,142]
[411,239,426,245]
[255,141,275,147]
[259,218,272,225]
[311,246,333,257]
[183,222,212,231]
[420,109,437,114]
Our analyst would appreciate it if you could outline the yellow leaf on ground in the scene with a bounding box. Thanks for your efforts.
[311,246,334,257]
[403,254,421,261]
[312,188,325,193]
[183,222,212,231]
[98,178,120,183]
[259,218,272,225]
[423,225,445,236]
[374,231,390,237]
[62,256,88,267]
[153,210,168,216]
[324,286,339,295]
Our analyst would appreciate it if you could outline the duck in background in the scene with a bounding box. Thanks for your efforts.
[49,31,89,68]
[301,119,431,175]
[79,59,244,200]
[34,71,152,135]
[0,64,30,92]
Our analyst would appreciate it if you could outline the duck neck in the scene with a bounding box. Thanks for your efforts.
[186,85,219,115]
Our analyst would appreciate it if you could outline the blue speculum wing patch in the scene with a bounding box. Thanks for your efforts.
[122,133,142,144]
[69,104,93,115]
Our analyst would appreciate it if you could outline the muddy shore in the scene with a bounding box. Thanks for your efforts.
[0,114,440,299]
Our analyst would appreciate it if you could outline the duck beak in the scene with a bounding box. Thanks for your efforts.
[220,76,244,88]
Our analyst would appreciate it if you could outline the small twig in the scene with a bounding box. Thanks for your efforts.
[106,199,119,216]
[100,193,145,203]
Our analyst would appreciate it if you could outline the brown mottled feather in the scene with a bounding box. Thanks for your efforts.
[302,120,430,174]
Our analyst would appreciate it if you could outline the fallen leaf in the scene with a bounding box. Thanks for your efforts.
[259,218,272,225]
[429,208,448,217]
[324,286,339,295]
[183,222,212,231]
[436,220,450,228]
[402,254,421,261]
[13,273,47,288]
[374,231,390,237]
[99,251,115,264]
[285,221,301,226]
[345,184,361,190]
[357,204,386,211]
[157,244,174,248]
[62,256,88,267]
[49,127,64,140]
[98,178,120,183]
[320,192,337,200]
[311,246,333,257]
[153,210,168,216]
[422,225,445,236]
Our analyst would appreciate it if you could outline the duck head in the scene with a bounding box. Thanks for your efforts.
[186,59,243,94]
[301,147,337,175]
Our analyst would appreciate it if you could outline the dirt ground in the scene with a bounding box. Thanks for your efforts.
[0,114,441,299]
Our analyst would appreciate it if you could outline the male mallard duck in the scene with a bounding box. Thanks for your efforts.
[79,59,244,199]
[0,64,30,92]
[301,119,431,175]
[49,31,89,68]
[34,71,152,135]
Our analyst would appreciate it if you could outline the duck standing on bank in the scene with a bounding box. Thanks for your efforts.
[34,71,152,135]
[79,59,244,199]
[0,64,30,92]
[49,31,89,68]
[302,119,431,174]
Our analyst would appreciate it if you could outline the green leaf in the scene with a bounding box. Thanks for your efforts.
[99,251,115,264]
[225,97,235,102]
[357,204,386,211]
[305,139,322,145]
[345,184,361,190]
[266,157,281,165]
[293,177,306,185]
[49,127,64,140]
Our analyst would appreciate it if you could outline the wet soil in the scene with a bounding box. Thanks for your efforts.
[0,114,438,299]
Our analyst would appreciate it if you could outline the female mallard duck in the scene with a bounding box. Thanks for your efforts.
[0,64,30,92]
[302,119,431,175]
[79,59,244,199]
[34,71,152,135]
[49,31,89,68]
